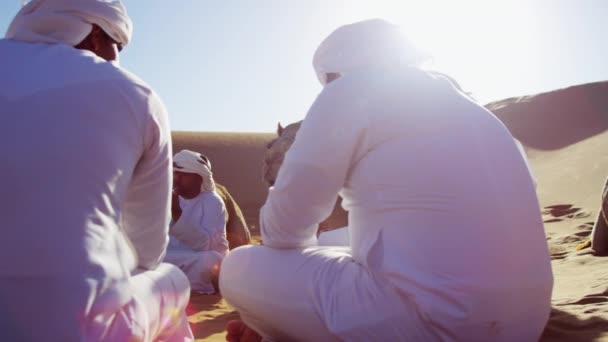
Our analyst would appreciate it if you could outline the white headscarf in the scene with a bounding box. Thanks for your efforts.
[173,150,216,193]
[313,19,428,86]
[5,0,132,47]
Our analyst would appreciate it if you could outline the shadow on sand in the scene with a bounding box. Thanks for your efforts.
[541,306,608,341]
[187,292,240,340]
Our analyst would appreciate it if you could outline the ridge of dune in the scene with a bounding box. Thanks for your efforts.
[486,81,608,150]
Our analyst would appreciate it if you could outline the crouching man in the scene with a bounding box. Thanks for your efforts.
[166,150,229,294]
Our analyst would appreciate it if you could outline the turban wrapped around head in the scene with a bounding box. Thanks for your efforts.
[313,18,429,86]
[173,150,216,193]
[6,0,132,47]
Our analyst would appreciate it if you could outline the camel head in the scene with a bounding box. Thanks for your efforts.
[263,121,302,186]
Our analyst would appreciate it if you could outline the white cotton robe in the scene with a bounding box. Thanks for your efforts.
[166,191,229,293]
[0,39,192,341]
[221,66,554,341]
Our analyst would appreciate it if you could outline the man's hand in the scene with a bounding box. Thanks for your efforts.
[171,190,182,222]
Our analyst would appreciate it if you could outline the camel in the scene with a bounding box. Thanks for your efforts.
[215,183,251,250]
[262,121,301,187]
[263,121,348,232]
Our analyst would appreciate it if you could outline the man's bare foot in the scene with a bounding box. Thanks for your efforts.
[226,320,262,342]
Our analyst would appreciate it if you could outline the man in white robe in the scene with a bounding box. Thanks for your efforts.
[220,19,553,341]
[166,150,229,294]
[591,177,608,255]
[0,1,193,340]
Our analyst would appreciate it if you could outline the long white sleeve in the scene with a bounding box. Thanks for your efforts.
[171,192,227,252]
[261,79,369,248]
[121,92,172,270]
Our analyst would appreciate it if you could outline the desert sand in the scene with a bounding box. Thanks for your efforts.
[173,81,608,341]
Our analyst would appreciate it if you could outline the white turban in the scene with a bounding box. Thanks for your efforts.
[313,19,428,86]
[5,0,132,47]
[173,150,216,193]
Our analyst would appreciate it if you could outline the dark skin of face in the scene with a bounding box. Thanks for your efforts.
[74,24,123,61]
[171,171,203,221]
[173,171,203,199]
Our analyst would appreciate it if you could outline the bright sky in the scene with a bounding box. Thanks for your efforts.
[1,0,607,132]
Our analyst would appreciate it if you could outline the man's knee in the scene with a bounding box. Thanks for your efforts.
[156,262,191,296]
[219,245,259,296]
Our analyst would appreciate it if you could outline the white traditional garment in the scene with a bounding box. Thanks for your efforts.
[514,138,538,188]
[166,151,229,294]
[318,226,350,246]
[591,177,608,254]
[0,2,192,340]
[221,19,553,341]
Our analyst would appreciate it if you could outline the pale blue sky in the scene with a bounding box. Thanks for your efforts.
[2,1,607,132]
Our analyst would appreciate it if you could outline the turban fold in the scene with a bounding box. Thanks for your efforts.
[6,0,132,47]
[173,150,216,193]
[313,19,428,86]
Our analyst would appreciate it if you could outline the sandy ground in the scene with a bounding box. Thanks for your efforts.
[187,236,263,342]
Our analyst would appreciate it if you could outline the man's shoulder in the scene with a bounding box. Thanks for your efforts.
[109,64,154,95]
[61,47,166,116]
[75,53,156,99]
[0,40,158,103]
[201,191,226,210]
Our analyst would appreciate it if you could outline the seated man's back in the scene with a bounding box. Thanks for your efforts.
[0,1,191,340]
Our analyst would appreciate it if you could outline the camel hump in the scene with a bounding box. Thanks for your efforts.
[216,183,251,249]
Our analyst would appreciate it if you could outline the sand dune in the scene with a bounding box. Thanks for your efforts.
[487,81,608,150]
[173,81,608,341]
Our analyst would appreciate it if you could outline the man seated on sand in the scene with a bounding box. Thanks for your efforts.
[591,177,608,255]
[0,0,193,340]
[220,19,553,341]
[165,150,229,294]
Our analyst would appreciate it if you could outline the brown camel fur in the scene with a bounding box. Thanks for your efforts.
[215,183,251,249]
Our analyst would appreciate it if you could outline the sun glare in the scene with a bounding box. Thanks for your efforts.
[348,0,540,102]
